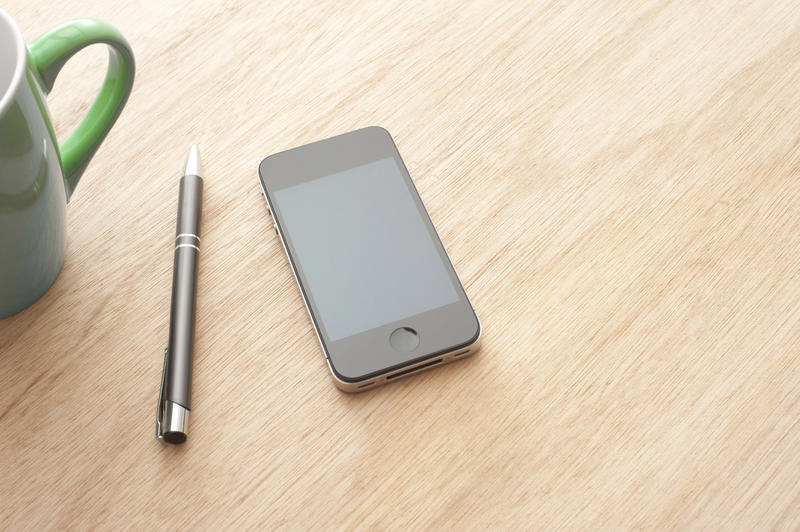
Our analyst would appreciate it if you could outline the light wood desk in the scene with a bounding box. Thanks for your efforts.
[2,1,799,528]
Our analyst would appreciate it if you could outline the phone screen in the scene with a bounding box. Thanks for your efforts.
[273,156,459,341]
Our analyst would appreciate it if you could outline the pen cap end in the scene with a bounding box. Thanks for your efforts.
[161,431,187,444]
[158,400,189,444]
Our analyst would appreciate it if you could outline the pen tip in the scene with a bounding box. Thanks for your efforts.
[184,144,203,177]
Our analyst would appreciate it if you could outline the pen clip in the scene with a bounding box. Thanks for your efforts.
[155,347,168,439]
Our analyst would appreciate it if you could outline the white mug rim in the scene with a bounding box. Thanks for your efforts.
[0,9,27,119]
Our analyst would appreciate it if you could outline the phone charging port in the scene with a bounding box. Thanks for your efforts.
[387,358,443,380]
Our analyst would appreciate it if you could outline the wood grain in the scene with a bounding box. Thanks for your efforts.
[2,1,800,528]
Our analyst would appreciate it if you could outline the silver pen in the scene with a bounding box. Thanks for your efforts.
[156,145,204,444]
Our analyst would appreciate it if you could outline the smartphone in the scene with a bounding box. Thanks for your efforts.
[257,126,480,391]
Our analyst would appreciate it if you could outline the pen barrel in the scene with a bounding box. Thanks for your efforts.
[166,174,203,410]
[176,174,203,237]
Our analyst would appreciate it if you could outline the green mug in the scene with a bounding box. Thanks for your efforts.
[0,10,134,318]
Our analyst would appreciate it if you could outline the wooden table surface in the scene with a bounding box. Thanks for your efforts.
[2,1,800,529]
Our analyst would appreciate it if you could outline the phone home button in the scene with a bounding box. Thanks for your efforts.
[389,327,419,352]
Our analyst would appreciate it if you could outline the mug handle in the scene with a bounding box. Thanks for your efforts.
[28,18,135,201]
